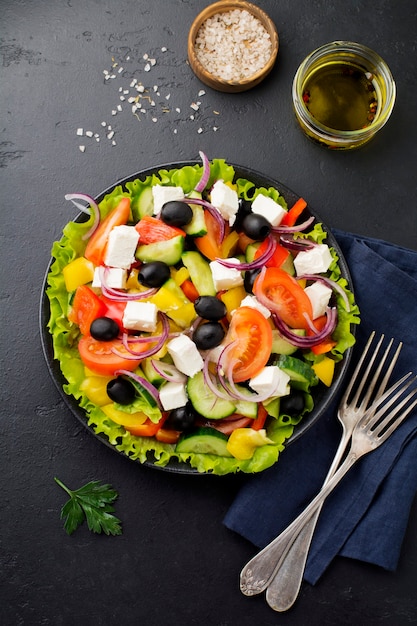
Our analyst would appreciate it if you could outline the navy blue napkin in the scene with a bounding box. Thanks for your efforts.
[223,230,417,584]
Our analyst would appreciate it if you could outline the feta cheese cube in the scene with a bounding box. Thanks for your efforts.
[167,334,204,377]
[159,381,188,411]
[92,267,127,289]
[304,281,333,319]
[122,301,158,332]
[104,225,139,269]
[293,244,333,276]
[239,295,271,318]
[152,185,184,214]
[251,194,287,227]
[210,180,239,226]
[249,366,291,398]
[209,259,243,291]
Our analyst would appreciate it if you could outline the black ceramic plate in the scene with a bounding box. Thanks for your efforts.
[40,161,354,474]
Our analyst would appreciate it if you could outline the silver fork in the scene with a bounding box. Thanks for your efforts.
[240,351,417,601]
[265,333,403,611]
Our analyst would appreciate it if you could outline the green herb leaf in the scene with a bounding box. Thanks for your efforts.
[54,477,122,536]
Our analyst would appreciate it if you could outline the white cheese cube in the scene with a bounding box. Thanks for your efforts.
[209,259,243,291]
[122,301,158,332]
[210,180,239,226]
[104,225,139,269]
[92,267,127,289]
[304,281,333,319]
[239,295,271,318]
[293,244,333,276]
[152,184,184,214]
[249,366,291,398]
[166,334,204,377]
[251,194,287,227]
[159,381,188,411]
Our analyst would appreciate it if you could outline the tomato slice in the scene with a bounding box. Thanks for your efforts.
[254,267,313,330]
[195,210,230,261]
[223,306,272,383]
[99,295,127,332]
[84,197,131,266]
[254,239,290,268]
[69,285,106,335]
[135,215,186,244]
[78,336,145,376]
[307,314,337,354]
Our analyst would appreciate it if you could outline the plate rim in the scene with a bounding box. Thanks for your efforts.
[39,160,355,475]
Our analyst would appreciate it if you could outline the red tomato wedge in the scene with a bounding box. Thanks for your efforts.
[78,336,146,376]
[68,285,106,335]
[195,209,230,261]
[99,295,126,332]
[223,306,272,383]
[84,197,131,266]
[135,215,186,244]
[254,267,313,330]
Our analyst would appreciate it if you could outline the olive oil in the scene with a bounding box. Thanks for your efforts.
[302,62,378,131]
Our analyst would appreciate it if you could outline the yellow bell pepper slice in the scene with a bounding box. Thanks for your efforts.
[172,266,190,286]
[312,356,335,387]
[101,404,148,428]
[226,428,274,460]
[63,256,94,292]
[80,375,114,406]
[221,230,240,258]
[220,285,247,319]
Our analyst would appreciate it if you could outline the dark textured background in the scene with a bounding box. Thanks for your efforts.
[1,1,416,624]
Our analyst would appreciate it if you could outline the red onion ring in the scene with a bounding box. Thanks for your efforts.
[180,197,226,241]
[114,312,170,359]
[272,306,338,347]
[65,193,100,241]
[195,150,210,193]
[150,359,186,384]
[114,369,162,409]
[272,215,315,234]
[215,235,277,270]
[279,233,317,252]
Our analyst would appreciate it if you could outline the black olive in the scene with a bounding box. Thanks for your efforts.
[107,377,136,405]
[193,322,225,350]
[160,200,193,227]
[234,198,253,231]
[138,261,170,288]
[166,402,197,431]
[279,391,305,417]
[244,268,261,294]
[194,296,227,321]
[242,213,271,241]
[90,316,120,341]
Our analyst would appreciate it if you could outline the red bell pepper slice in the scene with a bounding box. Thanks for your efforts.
[281,198,307,227]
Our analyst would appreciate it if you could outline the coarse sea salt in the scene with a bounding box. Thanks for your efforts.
[194,9,272,81]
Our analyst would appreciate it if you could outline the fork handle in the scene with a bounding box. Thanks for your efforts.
[240,451,359,596]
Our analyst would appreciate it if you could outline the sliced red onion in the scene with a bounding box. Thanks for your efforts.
[202,352,237,401]
[150,359,186,384]
[272,306,338,348]
[114,369,162,409]
[180,197,225,241]
[279,233,317,252]
[116,312,170,359]
[298,274,351,312]
[272,215,315,234]
[215,235,277,270]
[195,151,211,192]
[65,193,100,241]
[100,267,158,301]
[215,342,274,402]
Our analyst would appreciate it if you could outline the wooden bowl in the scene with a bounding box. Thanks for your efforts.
[188,1,279,93]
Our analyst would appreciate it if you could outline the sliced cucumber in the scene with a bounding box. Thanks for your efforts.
[280,253,295,276]
[234,385,259,419]
[271,329,305,355]
[275,354,318,389]
[175,427,232,456]
[187,371,236,419]
[141,358,166,387]
[184,194,207,237]
[134,186,154,219]
[136,234,184,265]
[181,251,216,296]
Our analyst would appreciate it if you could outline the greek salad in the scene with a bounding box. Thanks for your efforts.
[46,153,359,474]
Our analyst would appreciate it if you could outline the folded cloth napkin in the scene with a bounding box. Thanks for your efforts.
[223,230,417,585]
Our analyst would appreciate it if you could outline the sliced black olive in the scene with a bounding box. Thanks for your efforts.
[242,213,271,241]
[166,402,197,431]
[279,391,305,417]
[234,198,252,231]
[90,316,120,341]
[194,296,227,321]
[192,322,225,350]
[160,200,193,227]
[106,377,136,405]
[244,268,261,294]
[138,261,170,288]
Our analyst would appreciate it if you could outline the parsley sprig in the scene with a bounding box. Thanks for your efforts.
[54,477,122,536]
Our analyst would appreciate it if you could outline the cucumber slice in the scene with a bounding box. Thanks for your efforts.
[187,371,236,419]
[141,358,166,387]
[271,329,305,355]
[134,186,154,219]
[181,251,216,296]
[245,242,261,263]
[175,427,232,456]
[136,234,184,265]
[275,354,318,388]
[234,385,258,419]
[184,195,207,237]
[280,253,295,276]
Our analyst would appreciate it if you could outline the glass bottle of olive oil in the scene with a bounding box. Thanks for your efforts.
[302,62,378,131]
